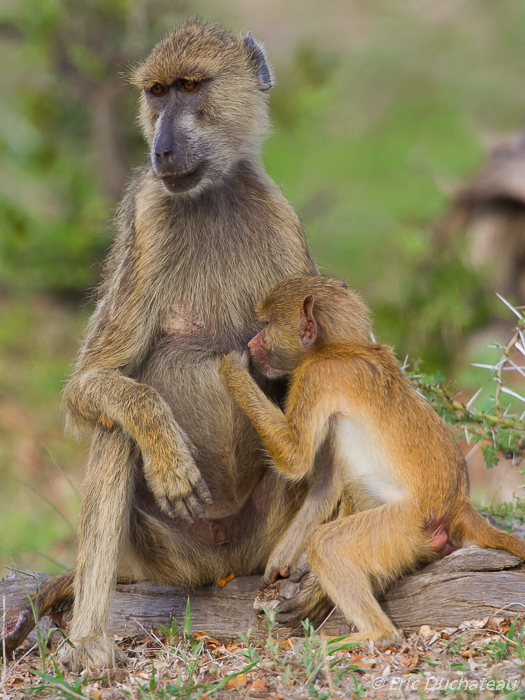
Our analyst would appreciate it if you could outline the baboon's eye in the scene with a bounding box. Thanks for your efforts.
[182,80,198,91]
[150,84,168,96]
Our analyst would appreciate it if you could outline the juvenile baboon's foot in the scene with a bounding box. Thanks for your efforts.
[340,628,405,649]
[58,637,126,673]
[288,553,310,583]
[273,571,333,625]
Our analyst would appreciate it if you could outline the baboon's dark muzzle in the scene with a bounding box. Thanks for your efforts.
[155,162,208,194]
[152,110,208,193]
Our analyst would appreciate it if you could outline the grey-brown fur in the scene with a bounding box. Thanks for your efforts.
[53,21,318,671]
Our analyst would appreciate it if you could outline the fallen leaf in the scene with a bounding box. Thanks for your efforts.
[418,625,436,639]
[460,649,478,658]
[348,653,376,669]
[224,674,247,688]
[5,677,26,687]
[194,631,221,646]
[249,677,268,690]
[218,572,235,587]
[400,655,419,667]
[458,618,487,631]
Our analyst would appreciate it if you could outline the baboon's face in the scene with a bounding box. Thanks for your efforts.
[248,311,305,379]
[132,24,272,196]
[145,79,216,194]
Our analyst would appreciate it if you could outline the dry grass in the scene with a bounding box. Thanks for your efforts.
[2,613,525,699]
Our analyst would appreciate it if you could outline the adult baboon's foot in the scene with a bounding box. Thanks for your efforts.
[58,637,126,672]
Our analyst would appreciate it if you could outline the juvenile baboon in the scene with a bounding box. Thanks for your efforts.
[3,23,320,670]
[220,275,525,645]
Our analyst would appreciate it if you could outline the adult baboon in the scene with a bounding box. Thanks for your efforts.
[3,22,320,671]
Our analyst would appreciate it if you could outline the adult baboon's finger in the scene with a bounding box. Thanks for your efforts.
[194,477,213,505]
[171,499,194,524]
[187,493,206,520]
[160,496,176,518]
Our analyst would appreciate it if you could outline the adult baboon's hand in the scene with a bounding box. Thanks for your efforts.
[260,550,310,589]
[142,425,213,523]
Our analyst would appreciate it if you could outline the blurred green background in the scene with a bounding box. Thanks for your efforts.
[1,0,524,574]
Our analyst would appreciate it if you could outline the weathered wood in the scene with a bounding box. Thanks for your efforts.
[2,546,525,645]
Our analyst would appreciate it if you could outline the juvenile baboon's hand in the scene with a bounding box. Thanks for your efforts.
[142,432,212,523]
[219,350,250,376]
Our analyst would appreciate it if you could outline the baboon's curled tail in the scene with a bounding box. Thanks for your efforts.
[1,571,74,658]
[459,507,525,560]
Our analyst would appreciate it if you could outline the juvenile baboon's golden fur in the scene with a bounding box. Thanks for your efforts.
[221,275,525,645]
[2,23,321,670]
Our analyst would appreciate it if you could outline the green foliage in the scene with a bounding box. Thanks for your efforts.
[408,299,525,474]
[0,0,187,294]
[375,242,494,372]
[482,497,525,532]
[407,297,525,526]
[0,0,521,371]
[263,1,525,368]
[3,0,525,574]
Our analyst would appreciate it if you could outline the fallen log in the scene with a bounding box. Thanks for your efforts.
[1,546,524,647]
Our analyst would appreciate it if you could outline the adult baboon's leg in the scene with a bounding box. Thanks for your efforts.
[59,425,136,672]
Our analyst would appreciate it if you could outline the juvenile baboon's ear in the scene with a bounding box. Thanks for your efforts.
[242,32,273,91]
[300,294,318,348]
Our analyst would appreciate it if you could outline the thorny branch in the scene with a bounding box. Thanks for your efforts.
[407,295,525,482]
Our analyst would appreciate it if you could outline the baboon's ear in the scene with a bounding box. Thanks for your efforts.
[300,294,318,348]
[242,32,273,91]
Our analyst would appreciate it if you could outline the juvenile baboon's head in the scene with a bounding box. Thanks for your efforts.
[131,22,273,196]
[248,276,372,378]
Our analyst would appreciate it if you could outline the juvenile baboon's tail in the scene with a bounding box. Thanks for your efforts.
[459,506,525,560]
[1,570,75,658]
